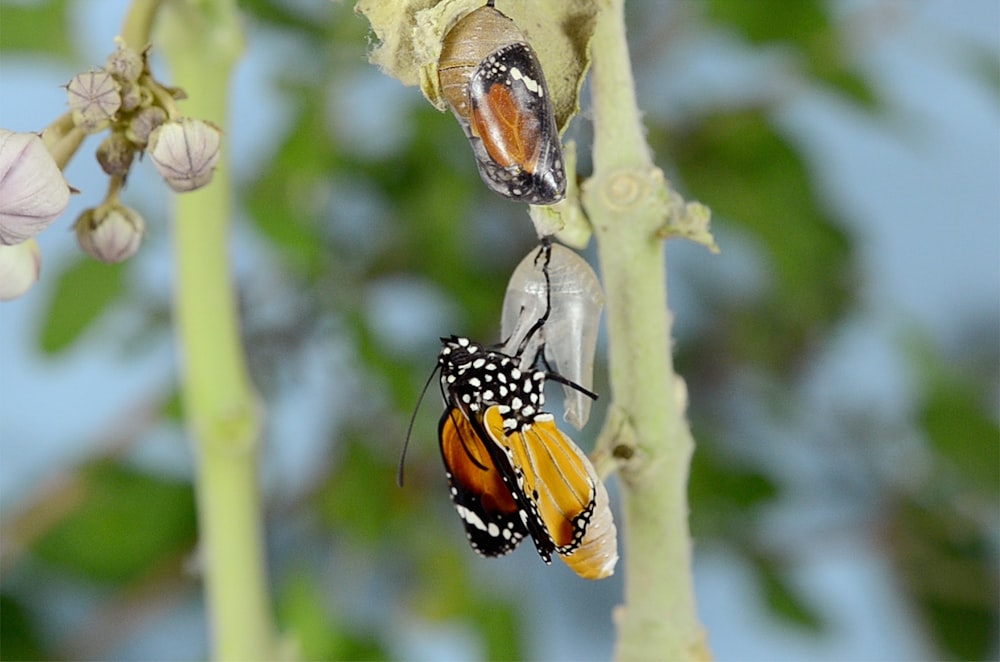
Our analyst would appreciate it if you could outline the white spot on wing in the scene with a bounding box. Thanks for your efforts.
[457,505,488,532]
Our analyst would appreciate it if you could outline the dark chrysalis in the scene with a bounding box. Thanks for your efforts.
[437,2,566,205]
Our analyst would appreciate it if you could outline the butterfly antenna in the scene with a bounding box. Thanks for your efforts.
[398,362,441,487]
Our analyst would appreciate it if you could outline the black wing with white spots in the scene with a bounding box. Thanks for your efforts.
[438,336,557,562]
[438,406,528,557]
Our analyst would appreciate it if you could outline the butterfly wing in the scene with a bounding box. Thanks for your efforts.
[438,406,528,557]
[482,405,618,579]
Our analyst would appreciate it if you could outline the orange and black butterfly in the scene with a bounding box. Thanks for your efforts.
[421,243,617,580]
[436,335,617,580]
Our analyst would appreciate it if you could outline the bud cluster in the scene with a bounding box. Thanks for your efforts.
[1,37,223,300]
[63,38,221,193]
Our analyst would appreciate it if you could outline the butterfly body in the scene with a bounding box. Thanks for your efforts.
[440,336,546,426]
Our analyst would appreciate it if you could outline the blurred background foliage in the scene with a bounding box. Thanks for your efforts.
[1,0,997,660]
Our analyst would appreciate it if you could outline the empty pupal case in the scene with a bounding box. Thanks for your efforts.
[501,243,604,429]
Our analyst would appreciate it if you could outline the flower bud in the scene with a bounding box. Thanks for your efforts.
[147,118,221,192]
[105,38,145,83]
[0,129,71,245]
[75,203,145,264]
[0,239,42,301]
[118,80,145,113]
[66,70,121,133]
[96,132,135,177]
[127,106,167,146]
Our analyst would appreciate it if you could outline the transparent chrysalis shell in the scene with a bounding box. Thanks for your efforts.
[501,243,604,429]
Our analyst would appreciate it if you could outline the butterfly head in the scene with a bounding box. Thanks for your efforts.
[438,335,546,429]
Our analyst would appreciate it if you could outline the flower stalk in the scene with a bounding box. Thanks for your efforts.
[41,113,87,170]
[150,0,276,659]
[582,0,711,659]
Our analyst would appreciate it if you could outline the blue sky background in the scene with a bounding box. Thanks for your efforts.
[1,0,998,659]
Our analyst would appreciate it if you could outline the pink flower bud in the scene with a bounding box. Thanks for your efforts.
[0,239,42,301]
[0,129,71,245]
[147,118,221,192]
[66,70,122,134]
[75,203,145,264]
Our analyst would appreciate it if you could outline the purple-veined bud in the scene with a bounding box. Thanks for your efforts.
[147,118,221,192]
[0,238,42,301]
[105,38,145,83]
[501,243,604,429]
[66,70,121,134]
[0,129,71,245]
[75,203,145,264]
[96,132,135,177]
[127,106,167,146]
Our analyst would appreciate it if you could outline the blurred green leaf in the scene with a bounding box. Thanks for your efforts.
[39,256,126,354]
[317,433,406,545]
[688,437,779,537]
[278,572,387,661]
[0,0,73,58]
[244,92,330,277]
[908,337,1000,495]
[279,573,339,660]
[477,602,524,662]
[411,532,474,616]
[963,43,1000,101]
[889,496,999,660]
[161,389,184,423]
[704,0,878,108]
[921,377,1000,495]
[811,68,879,108]
[237,0,331,37]
[0,593,44,661]
[670,111,853,370]
[706,0,827,46]
[688,430,825,634]
[754,558,823,631]
[409,541,525,660]
[31,461,197,583]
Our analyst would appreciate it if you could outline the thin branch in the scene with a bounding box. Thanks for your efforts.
[155,1,277,659]
[583,0,711,659]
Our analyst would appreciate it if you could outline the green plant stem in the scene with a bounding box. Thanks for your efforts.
[46,123,86,170]
[121,0,163,48]
[583,0,710,659]
[155,2,277,659]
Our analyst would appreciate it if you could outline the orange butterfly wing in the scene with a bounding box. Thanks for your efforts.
[482,406,618,579]
[438,406,528,557]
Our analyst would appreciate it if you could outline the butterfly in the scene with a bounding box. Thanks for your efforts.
[403,241,617,579]
[436,334,617,580]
